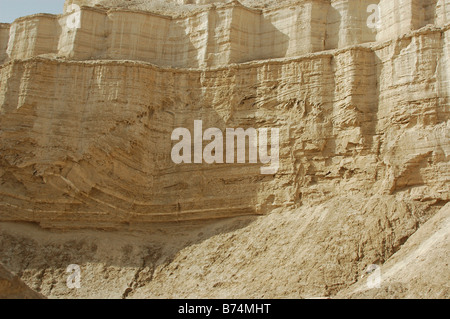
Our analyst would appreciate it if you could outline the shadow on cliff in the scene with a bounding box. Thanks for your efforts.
[0,214,259,297]
[325,4,341,50]
[231,11,290,63]
[252,15,289,62]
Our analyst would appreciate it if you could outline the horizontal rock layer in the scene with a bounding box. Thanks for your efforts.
[0,0,449,67]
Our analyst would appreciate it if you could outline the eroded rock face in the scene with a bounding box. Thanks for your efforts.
[0,0,448,298]
[337,203,450,299]
[0,264,45,299]
[1,0,449,68]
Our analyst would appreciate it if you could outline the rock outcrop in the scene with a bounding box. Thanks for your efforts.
[0,264,45,299]
[1,0,449,68]
[337,203,450,299]
[0,0,448,299]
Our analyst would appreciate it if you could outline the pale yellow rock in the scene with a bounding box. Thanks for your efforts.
[1,26,448,226]
[1,0,449,67]
[0,0,448,299]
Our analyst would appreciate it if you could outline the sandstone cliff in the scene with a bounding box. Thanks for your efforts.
[0,0,449,299]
